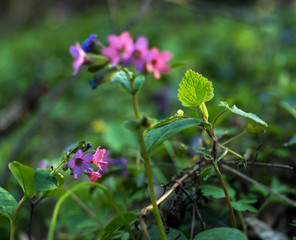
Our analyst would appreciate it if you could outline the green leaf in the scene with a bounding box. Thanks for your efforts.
[144,117,211,153]
[34,169,59,192]
[219,101,268,127]
[8,161,35,198]
[280,101,296,119]
[283,134,296,147]
[0,187,18,221]
[247,123,266,134]
[178,70,214,107]
[111,70,144,94]
[201,184,236,199]
[232,199,257,212]
[214,148,228,164]
[92,68,118,86]
[124,119,140,131]
[194,227,247,240]
[97,211,137,240]
[144,225,188,240]
[200,166,215,181]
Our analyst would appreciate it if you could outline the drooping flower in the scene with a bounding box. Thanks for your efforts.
[68,150,93,179]
[88,170,102,182]
[69,43,87,75]
[102,31,133,67]
[145,47,172,79]
[129,36,149,72]
[92,147,108,170]
[81,34,97,52]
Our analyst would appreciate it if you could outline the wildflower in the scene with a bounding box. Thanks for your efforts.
[102,31,133,67]
[145,47,172,79]
[92,147,108,170]
[88,170,102,182]
[37,160,49,169]
[81,34,97,52]
[130,36,149,72]
[68,149,93,179]
[69,43,87,75]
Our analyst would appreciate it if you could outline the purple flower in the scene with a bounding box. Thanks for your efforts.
[130,36,149,72]
[69,43,87,75]
[92,147,108,170]
[102,31,133,67]
[68,150,93,179]
[37,160,49,169]
[146,47,172,79]
[81,34,97,53]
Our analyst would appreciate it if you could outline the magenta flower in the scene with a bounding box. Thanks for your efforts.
[69,43,87,75]
[92,147,108,170]
[145,47,172,79]
[130,36,149,72]
[68,150,93,179]
[88,171,102,182]
[102,31,133,67]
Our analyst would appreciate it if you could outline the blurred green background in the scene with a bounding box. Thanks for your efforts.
[0,0,295,239]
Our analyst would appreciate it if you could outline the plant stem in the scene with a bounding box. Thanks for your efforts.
[130,78,167,240]
[10,196,27,240]
[211,161,237,228]
[222,130,247,146]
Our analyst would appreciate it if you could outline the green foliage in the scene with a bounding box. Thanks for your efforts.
[97,211,137,240]
[144,225,188,240]
[218,101,268,127]
[111,70,145,94]
[232,199,257,213]
[193,227,247,240]
[247,123,266,134]
[0,187,17,221]
[8,161,35,198]
[178,70,214,107]
[201,184,236,199]
[144,117,210,153]
[34,169,58,193]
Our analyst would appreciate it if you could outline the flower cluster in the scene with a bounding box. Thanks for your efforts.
[67,146,108,182]
[69,31,172,79]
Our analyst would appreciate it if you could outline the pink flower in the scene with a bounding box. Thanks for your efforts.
[92,147,108,170]
[68,150,93,179]
[88,171,102,182]
[130,36,149,72]
[69,43,87,75]
[145,47,172,79]
[102,31,133,67]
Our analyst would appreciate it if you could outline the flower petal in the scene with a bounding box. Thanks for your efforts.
[73,167,82,179]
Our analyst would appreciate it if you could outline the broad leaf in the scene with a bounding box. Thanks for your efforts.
[97,211,137,240]
[0,187,17,221]
[178,70,214,107]
[219,101,268,127]
[34,169,59,192]
[201,184,236,199]
[194,227,247,240]
[144,117,210,153]
[232,199,257,212]
[9,161,35,198]
[111,70,144,94]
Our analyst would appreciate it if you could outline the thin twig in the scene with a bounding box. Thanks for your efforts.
[225,160,294,170]
[176,182,205,233]
[140,161,205,216]
[221,164,296,208]
[139,217,151,240]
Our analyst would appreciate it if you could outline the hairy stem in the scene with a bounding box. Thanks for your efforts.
[10,196,27,240]
[130,78,167,240]
[212,162,237,228]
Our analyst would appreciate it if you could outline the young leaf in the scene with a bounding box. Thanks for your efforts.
[194,227,247,240]
[0,187,18,221]
[201,184,236,199]
[178,70,214,107]
[247,123,265,134]
[34,169,59,193]
[111,70,144,94]
[97,211,137,240]
[144,117,211,153]
[219,101,268,127]
[232,199,257,212]
[8,161,35,198]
